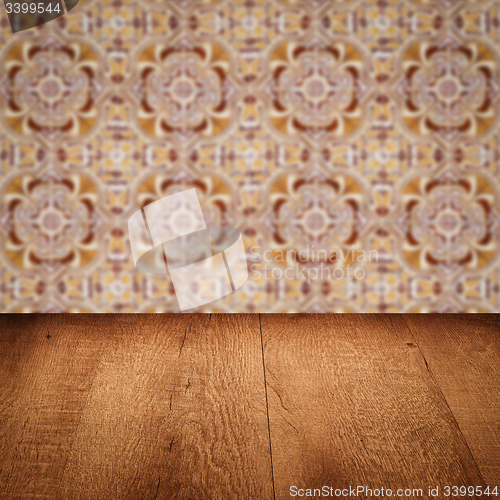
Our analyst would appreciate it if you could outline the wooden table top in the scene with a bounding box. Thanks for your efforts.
[1,314,499,499]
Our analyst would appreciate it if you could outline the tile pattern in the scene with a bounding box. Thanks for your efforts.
[1,0,500,312]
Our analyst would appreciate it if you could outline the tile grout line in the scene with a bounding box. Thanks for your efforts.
[399,314,487,486]
[259,314,276,500]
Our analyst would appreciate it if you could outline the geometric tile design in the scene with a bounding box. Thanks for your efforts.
[1,0,500,311]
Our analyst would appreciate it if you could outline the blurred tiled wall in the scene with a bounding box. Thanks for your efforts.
[1,0,500,312]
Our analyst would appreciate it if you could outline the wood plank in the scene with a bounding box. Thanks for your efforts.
[403,314,500,485]
[261,314,487,500]
[0,314,106,500]
[58,314,273,500]
[0,315,40,500]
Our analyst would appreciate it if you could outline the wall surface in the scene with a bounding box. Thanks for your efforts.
[0,0,500,312]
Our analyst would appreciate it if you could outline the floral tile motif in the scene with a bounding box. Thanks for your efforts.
[0,33,105,144]
[0,170,104,274]
[132,37,236,142]
[1,0,500,312]
[264,36,370,145]
[396,170,500,275]
[397,37,500,145]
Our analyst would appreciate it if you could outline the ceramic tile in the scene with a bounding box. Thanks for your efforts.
[1,0,500,311]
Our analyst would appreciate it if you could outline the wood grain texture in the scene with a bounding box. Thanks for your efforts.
[57,314,273,500]
[260,314,488,499]
[404,314,500,485]
[1,313,499,500]
[0,315,106,500]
